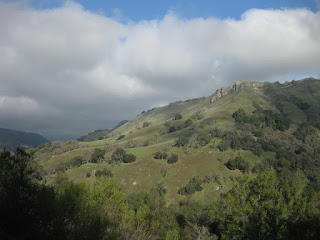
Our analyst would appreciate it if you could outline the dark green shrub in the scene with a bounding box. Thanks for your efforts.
[123,153,136,163]
[86,172,91,178]
[111,148,126,163]
[174,113,182,120]
[169,126,177,133]
[294,124,318,143]
[90,148,105,163]
[184,119,193,127]
[154,151,168,159]
[117,135,125,140]
[197,135,211,146]
[225,156,250,173]
[70,156,83,167]
[95,169,113,178]
[143,122,150,128]
[232,108,248,124]
[161,168,168,177]
[111,148,136,163]
[178,177,203,195]
[55,163,68,173]
[218,139,231,151]
[174,137,189,147]
[167,154,178,164]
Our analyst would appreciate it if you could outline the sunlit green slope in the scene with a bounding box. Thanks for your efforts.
[34,78,320,202]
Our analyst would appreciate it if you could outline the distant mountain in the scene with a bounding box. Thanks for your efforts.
[77,129,111,142]
[112,120,128,130]
[77,120,129,142]
[0,128,48,150]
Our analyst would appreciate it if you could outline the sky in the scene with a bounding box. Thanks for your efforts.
[0,0,319,140]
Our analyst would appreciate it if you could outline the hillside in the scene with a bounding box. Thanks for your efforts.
[8,77,320,239]
[77,120,128,142]
[77,129,111,141]
[34,78,320,203]
[0,128,48,150]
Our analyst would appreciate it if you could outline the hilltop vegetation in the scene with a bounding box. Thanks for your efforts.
[5,78,320,239]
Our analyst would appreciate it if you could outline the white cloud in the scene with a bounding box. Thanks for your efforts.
[0,1,319,139]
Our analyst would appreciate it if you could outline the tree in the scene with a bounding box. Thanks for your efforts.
[154,151,168,160]
[117,135,126,140]
[111,148,127,163]
[167,154,178,164]
[174,137,189,147]
[184,119,193,127]
[70,156,83,167]
[123,153,136,163]
[95,168,113,178]
[174,113,182,120]
[143,122,151,128]
[215,171,320,239]
[178,177,203,195]
[90,148,105,163]
[169,126,177,133]
[232,108,248,124]
[111,148,136,164]
[225,156,250,173]
[0,148,54,239]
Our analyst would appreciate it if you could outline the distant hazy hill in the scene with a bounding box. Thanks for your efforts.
[112,120,128,130]
[77,120,128,142]
[77,129,111,142]
[0,128,48,150]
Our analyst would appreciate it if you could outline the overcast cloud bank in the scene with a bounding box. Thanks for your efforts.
[0,1,319,139]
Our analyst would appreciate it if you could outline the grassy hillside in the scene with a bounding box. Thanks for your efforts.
[34,78,320,203]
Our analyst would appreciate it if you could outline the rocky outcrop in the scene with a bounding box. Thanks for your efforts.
[210,81,265,103]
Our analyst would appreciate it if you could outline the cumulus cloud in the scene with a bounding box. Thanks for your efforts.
[0,1,319,139]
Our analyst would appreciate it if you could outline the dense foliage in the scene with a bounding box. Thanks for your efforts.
[95,168,113,178]
[174,137,189,147]
[232,108,291,131]
[90,148,105,163]
[225,156,250,173]
[111,148,136,164]
[174,113,182,120]
[215,171,320,239]
[167,154,179,164]
[2,133,320,239]
[154,151,168,160]
[117,134,126,140]
[178,176,203,195]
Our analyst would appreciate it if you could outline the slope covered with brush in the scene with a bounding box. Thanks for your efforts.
[33,78,320,202]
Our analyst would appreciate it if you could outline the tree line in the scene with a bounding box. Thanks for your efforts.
[1,148,320,239]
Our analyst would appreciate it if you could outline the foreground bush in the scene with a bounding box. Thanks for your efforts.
[167,154,178,164]
[111,148,136,164]
[154,151,168,159]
